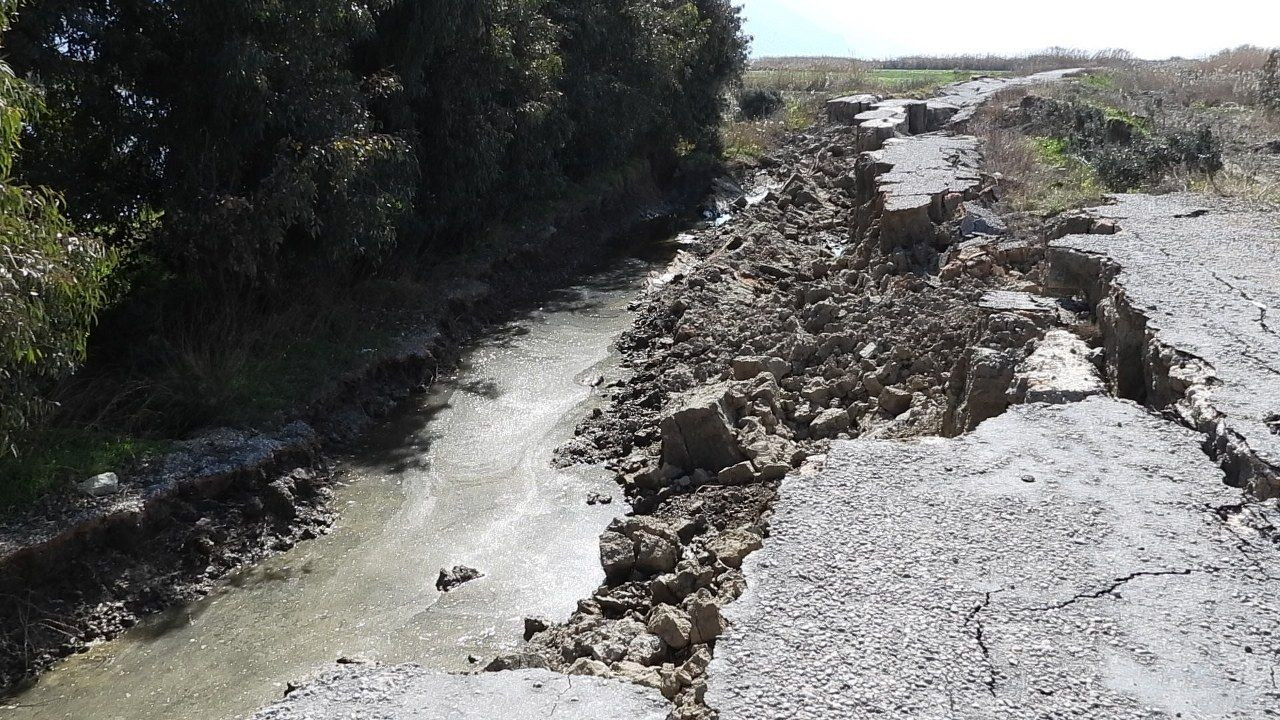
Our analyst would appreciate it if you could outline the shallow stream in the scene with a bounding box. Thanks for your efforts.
[5,256,666,720]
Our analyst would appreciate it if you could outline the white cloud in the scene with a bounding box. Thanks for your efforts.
[739,0,1280,59]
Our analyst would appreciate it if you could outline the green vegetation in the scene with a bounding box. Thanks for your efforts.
[0,431,168,507]
[1018,95,1221,191]
[0,0,115,469]
[0,0,748,502]
[744,67,1007,97]
[1080,71,1119,91]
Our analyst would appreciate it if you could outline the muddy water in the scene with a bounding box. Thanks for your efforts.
[5,259,663,720]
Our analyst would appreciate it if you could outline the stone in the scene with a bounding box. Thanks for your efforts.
[634,530,679,575]
[660,387,745,473]
[523,616,551,641]
[684,590,727,645]
[484,651,551,672]
[731,356,768,380]
[76,472,120,498]
[706,528,764,569]
[648,605,693,650]
[878,387,913,417]
[717,461,756,485]
[600,531,637,579]
[809,407,851,437]
[567,658,612,678]
[436,565,483,592]
[626,633,668,665]
[611,661,681,699]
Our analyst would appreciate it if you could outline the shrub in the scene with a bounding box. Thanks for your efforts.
[1261,49,1280,111]
[737,87,785,120]
[1018,95,1222,191]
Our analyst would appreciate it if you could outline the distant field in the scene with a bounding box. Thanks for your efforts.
[744,67,1010,97]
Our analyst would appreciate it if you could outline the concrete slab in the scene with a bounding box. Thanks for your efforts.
[252,667,669,720]
[1048,193,1280,496]
[869,134,983,214]
[707,398,1280,719]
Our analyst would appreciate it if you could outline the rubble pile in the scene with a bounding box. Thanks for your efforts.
[504,110,1084,717]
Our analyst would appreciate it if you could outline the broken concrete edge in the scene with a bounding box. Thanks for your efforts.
[853,135,986,254]
[706,397,1280,719]
[1044,226,1279,499]
[0,165,698,694]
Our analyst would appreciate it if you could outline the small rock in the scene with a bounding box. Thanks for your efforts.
[684,589,727,644]
[878,386,913,417]
[706,527,764,569]
[600,531,637,579]
[634,530,679,575]
[76,472,120,498]
[626,632,668,665]
[523,616,550,641]
[809,407,851,438]
[717,461,756,485]
[567,657,612,678]
[436,565,483,592]
[485,651,550,672]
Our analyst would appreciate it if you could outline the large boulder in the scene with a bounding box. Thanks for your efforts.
[661,387,744,473]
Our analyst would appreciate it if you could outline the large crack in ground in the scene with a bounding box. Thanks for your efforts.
[483,89,1112,718]
[484,91,1280,720]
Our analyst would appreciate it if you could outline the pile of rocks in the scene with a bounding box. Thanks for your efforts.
[516,111,1082,716]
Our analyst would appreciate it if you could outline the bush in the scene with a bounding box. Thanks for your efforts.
[1261,49,1280,111]
[738,87,785,120]
[1018,95,1222,191]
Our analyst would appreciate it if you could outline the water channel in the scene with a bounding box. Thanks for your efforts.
[5,252,672,720]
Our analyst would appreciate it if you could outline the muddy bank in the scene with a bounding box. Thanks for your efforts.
[0,160,703,694]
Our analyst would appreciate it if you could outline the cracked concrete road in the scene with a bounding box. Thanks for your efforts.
[1049,193,1280,496]
[250,667,668,720]
[935,69,1081,125]
[707,398,1280,719]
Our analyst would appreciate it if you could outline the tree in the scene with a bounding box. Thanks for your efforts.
[0,0,114,458]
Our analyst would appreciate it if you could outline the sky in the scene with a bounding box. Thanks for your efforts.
[737,0,1280,60]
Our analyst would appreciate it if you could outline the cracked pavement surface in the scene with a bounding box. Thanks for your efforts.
[707,397,1280,719]
[250,667,668,720]
[1051,193,1280,495]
